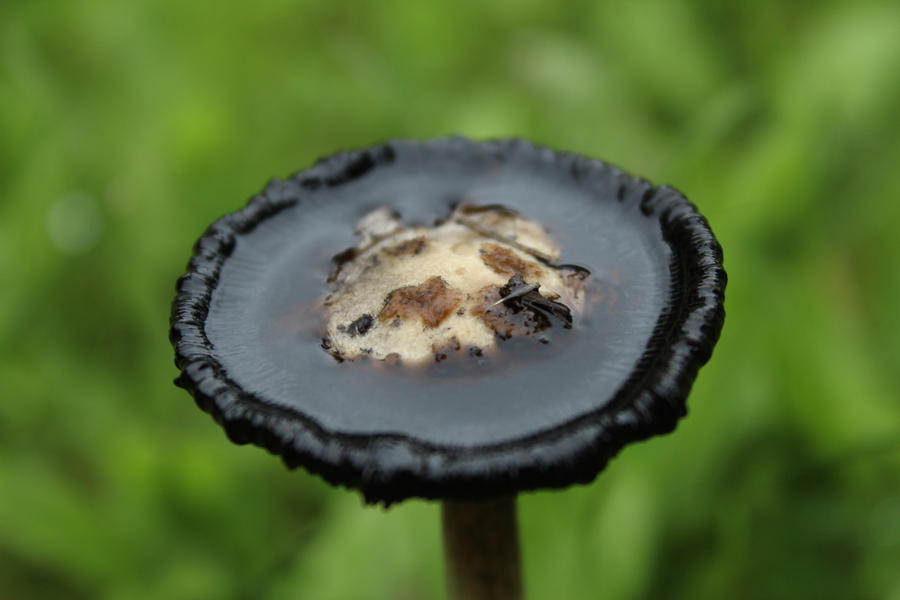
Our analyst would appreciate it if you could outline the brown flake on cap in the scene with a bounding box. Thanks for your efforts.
[385,236,427,257]
[480,243,543,280]
[379,276,463,328]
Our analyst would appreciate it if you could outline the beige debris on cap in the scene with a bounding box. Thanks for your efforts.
[322,204,588,364]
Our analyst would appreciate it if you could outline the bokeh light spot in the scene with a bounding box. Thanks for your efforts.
[46,193,103,255]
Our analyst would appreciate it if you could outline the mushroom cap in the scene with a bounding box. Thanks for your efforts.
[170,138,726,505]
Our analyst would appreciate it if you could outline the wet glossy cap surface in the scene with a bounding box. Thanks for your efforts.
[170,138,726,505]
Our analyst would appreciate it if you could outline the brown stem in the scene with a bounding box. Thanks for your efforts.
[441,497,523,600]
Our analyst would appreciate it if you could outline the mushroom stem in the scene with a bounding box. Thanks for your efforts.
[441,497,523,600]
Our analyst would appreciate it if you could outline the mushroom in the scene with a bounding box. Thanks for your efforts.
[170,138,726,599]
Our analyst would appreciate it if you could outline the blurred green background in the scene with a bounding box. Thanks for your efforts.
[2,0,900,598]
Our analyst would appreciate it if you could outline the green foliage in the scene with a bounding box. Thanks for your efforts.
[2,0,899,598]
